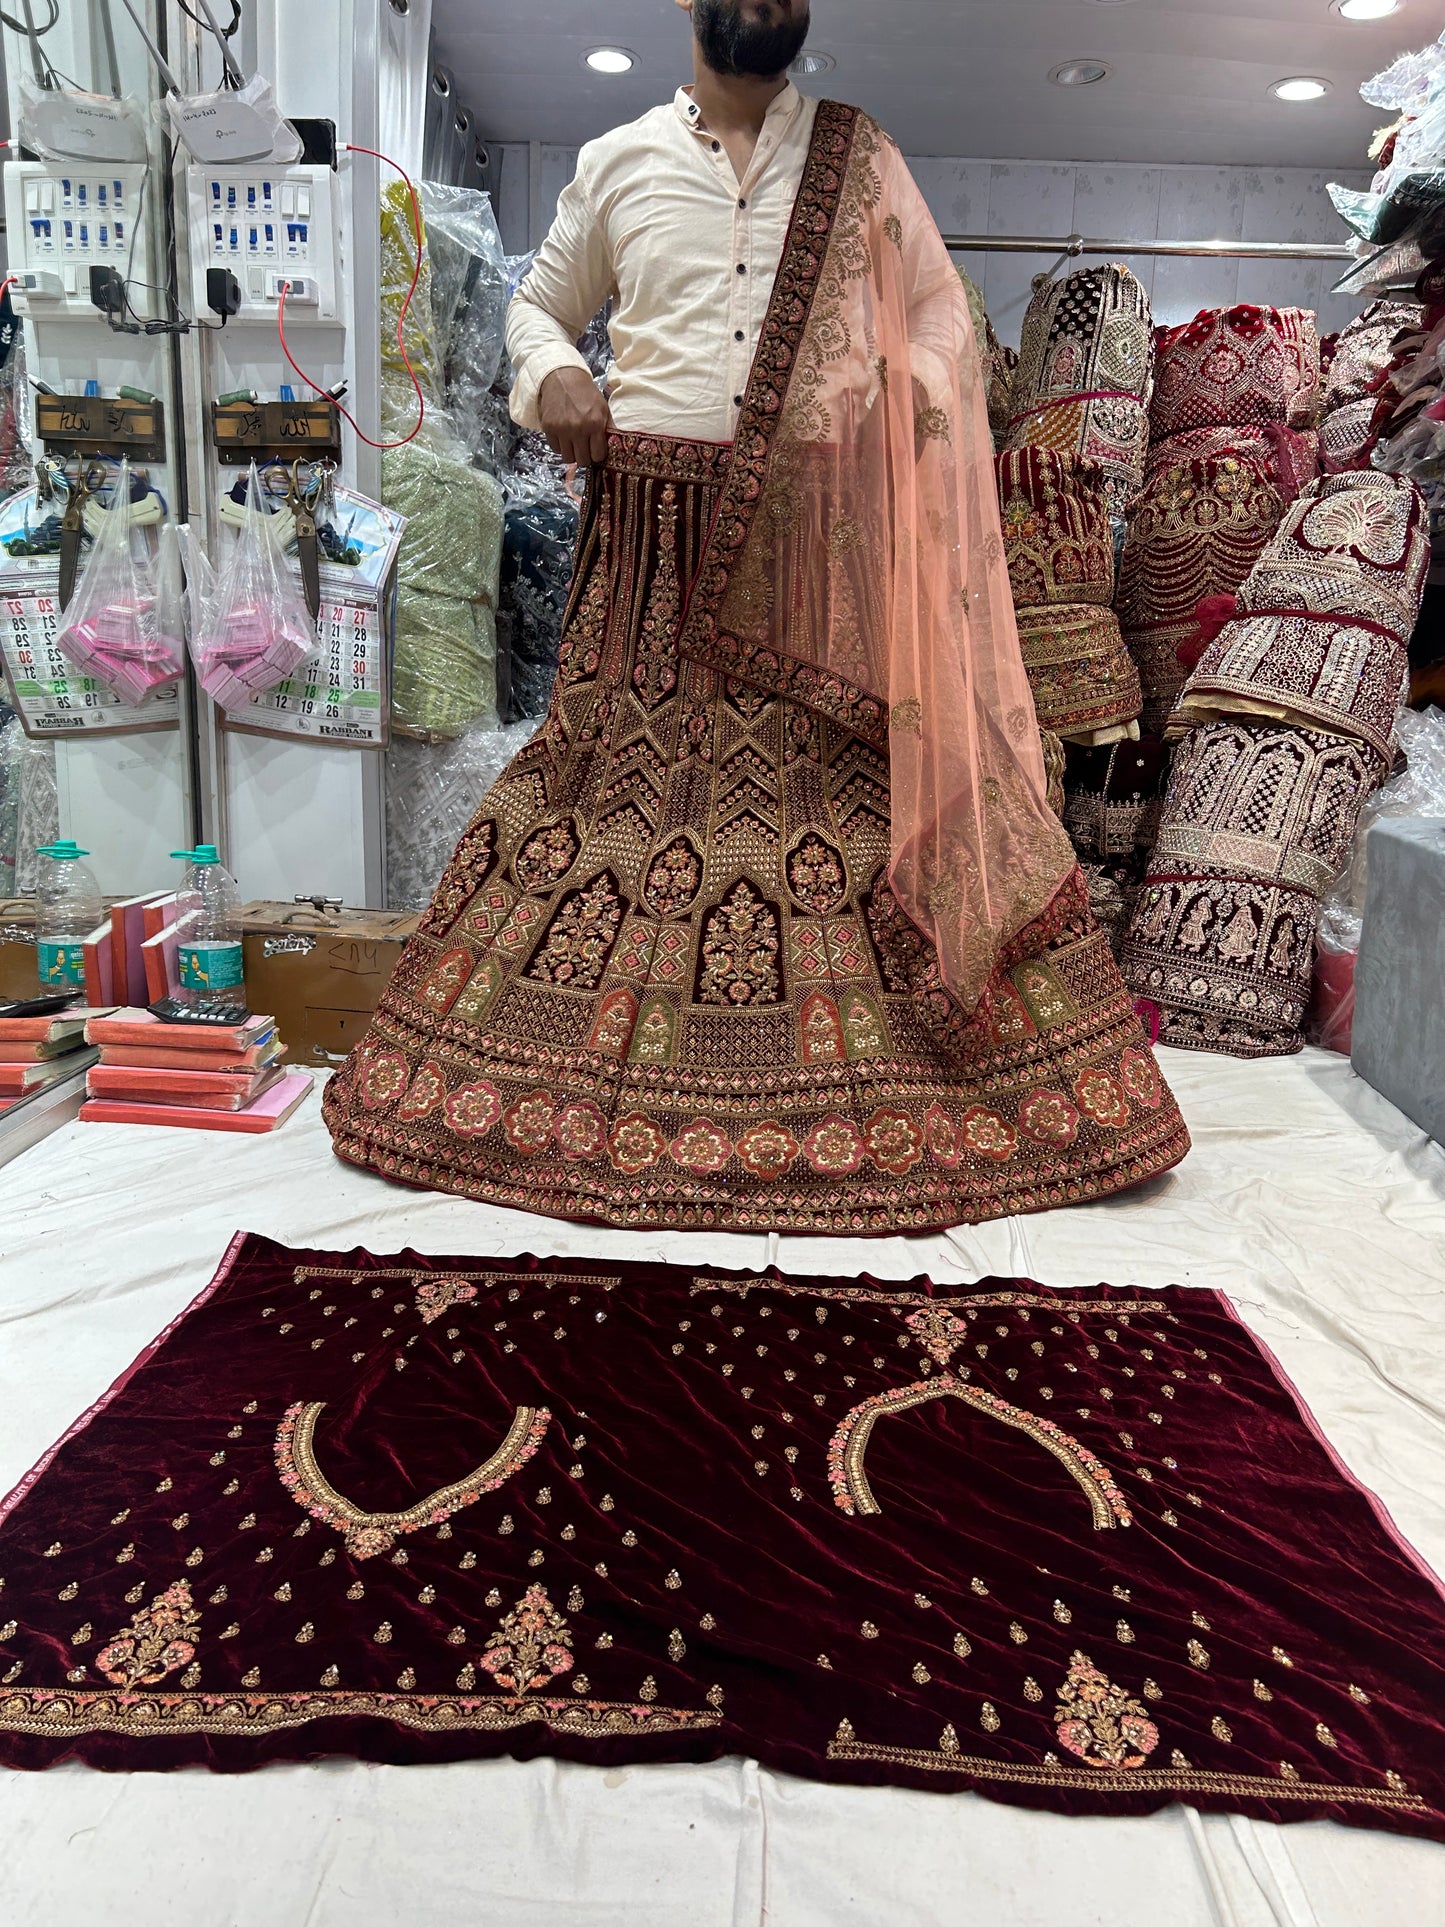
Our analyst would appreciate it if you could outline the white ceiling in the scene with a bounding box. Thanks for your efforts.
[432,0,1429,166]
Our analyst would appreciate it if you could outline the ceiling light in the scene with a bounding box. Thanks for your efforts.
[790,51,835,76]
[1271,75,1330,99]
[1333,0,1402,17]
[584,47,636,75]
[1050,60,1111,86]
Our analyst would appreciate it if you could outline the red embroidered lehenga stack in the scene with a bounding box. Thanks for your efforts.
[323,105,1189,1231]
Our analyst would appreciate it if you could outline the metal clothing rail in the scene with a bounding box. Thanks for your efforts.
[941,232,1352,261]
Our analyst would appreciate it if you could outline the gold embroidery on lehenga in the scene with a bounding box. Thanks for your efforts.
[275,1402,551,1558]
[94,1580,200,1687]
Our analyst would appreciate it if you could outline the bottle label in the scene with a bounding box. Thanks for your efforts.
[36,940,86,987]
[179,940,244,992]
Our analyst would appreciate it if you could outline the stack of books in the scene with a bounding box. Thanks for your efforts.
[0,1008,99,1115]
[80,1009,314,1134]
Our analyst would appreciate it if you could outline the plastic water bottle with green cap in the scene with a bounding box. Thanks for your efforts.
[34,840,103,993]
[170,844,246,1013]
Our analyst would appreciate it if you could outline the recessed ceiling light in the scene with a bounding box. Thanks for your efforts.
[1333,0,1402,17]
[584,47,636,75]
[790,51,836,76]
[1050,60,1111,86]
[1271,75,1330,99]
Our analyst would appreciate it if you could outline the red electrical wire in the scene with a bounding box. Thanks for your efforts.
[274,140,426,451]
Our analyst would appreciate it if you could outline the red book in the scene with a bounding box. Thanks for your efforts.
[0,1036,90,1063]
[80,1068,313,1133]
[82,917,115,1007]
[0,1050,98,1094]
[140,920,191,1003]
[86,1009,276,1051]
[142,894,180,941]
[96,1034,280,1072]
[86,1062,284,1109]
[0,1013,96,1044]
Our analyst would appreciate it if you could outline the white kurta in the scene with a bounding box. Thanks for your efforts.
[506,83,819,442]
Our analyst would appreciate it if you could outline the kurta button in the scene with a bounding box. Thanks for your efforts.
[734,329,744,340]
[712,140,720,151]
[734,394,743,406]
[738,197,746,208]
[737,262,746,274]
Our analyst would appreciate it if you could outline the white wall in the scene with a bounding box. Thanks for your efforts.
[491,144,1371,342]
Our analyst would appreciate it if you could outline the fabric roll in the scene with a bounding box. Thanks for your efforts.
[1116,456,1284,732]
[1170,470,1430,766]
[1121,717,1380,1057]
[382,443,504,606]
[1015,605,1142,741]
[997,449,1116,608]
[1144,422,1319,502]
[1316,299,1420,476]
[1003,264,1154,511]
[1149,304,1322,444]
[391,589,498,741]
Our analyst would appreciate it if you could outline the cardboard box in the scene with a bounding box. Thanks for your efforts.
[237,902,420,1067]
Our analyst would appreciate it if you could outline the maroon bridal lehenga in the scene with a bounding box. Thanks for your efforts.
[323,104,1189,1231]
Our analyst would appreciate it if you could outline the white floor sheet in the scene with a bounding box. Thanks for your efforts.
[1,1046,1442,1926]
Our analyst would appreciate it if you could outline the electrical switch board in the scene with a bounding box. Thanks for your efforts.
[3,162,152,313]
[186,165,340,323]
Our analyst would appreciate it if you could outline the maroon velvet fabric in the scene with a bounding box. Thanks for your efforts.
[0,1235,1442,1843]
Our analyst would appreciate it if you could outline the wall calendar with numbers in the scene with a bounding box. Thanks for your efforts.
[0,493,179,738]
[222,489,405,750]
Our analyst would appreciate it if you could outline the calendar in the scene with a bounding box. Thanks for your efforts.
[220,486,404,750]
[226,578,392,747]
[0,569,180,738]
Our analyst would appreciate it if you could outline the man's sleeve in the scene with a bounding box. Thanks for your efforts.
[506,159,616,431]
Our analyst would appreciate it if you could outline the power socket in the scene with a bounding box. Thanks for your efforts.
[266,272,316,303]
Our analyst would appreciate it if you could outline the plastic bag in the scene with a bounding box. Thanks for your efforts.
[385,716,541,908]
[0,716,58,896]
[54,463,183,706]
[418,182,510,420]
[164,73,302,165]
[17,73,148,163]
[188,464,315,711]
[1308,705,1445,1050]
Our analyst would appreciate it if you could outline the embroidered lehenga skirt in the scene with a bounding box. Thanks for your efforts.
[324,433,1189,1233]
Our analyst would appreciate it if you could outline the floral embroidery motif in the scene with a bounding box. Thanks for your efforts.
[1054,1652,1161,1769]
[419,949,475,1016]
[414,1279,479,1325]
[504,1089,557,1155]
[608,1112,668,1175]
[360,1050,409,1110]
[554,1100,609,1162]
[628,997,677,1065]
[697,882,783,1006]
[924,1104,963,1166]
[1118,1047,1163,1111]
[514,820,580,894]
[864,1107,926,1176]
[587,987,638,1058]
[479,1584,574,1694]
[643,837,704,918]
[736,1122,801,1179]
[397,1061,448,1124]
[786,834,848,915]
[444,1081,503,1140]
[961,1107,1018,1162]
[669,1119,734,1175]
[275,1401,550,1558]
[1019,1089,1080,1146]
[633,485,682,710]
[94,1580,200,1688]
[802,1116,866,1176]
[800,992,846,1065]
[1074,1069,1130,1129]
[526,874,626,991]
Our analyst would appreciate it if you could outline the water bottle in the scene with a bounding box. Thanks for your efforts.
[34,839,104,992]
[170,844,245,1010]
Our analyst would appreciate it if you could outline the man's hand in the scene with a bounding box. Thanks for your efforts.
[538,367,613,467]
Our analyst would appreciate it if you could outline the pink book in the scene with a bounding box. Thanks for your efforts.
[139,915,198,1003]
[79,1067,314,1134]
[86,1062,283,1108]
[110,893,167,1006]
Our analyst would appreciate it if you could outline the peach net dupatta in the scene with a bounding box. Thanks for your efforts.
[677,103,1076,1020]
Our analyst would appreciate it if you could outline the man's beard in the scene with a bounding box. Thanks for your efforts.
[691,0,811,79]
